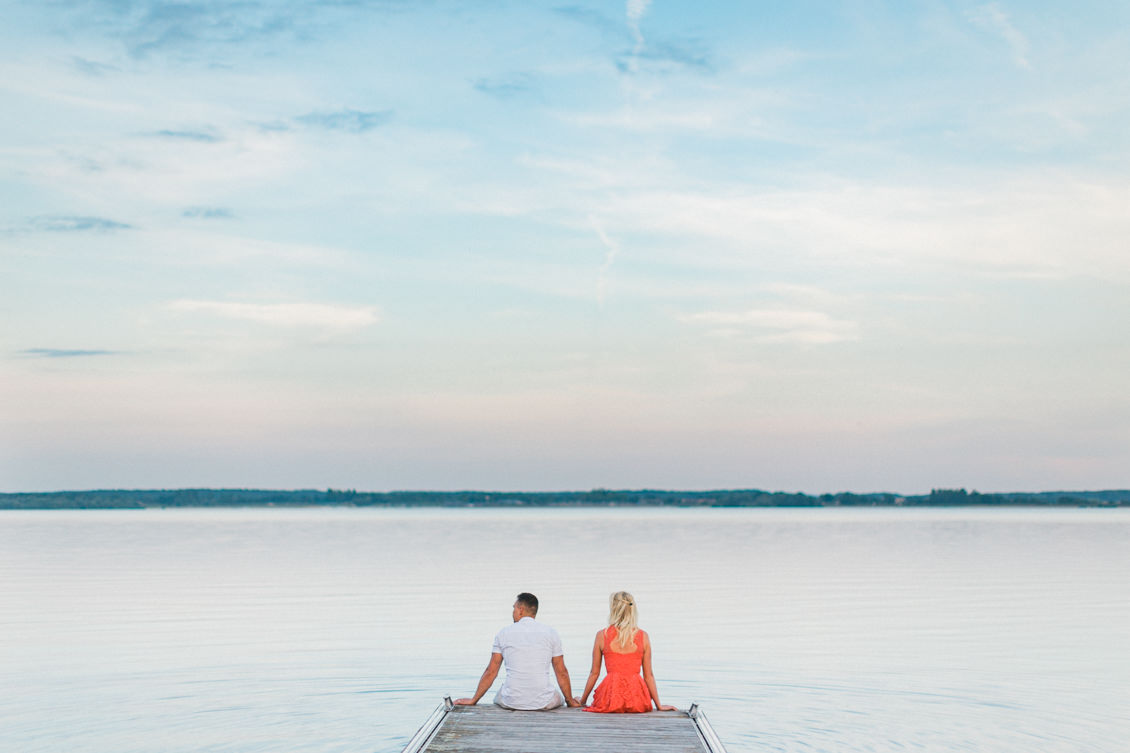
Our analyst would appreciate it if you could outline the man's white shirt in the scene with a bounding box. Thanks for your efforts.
[491,616,564,710]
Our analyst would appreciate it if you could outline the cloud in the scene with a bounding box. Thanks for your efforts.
[626,0,652,45]
[70,56,119,76]
[253,120,294,133]
[615,39,713,74]
[564,105,722,131]
[760,282,848,304]
[18,348,120,358]
[557,2,707,74]
[564,176,1130,279]
[736,48,814,76]
[553,5,629,39]
[634,40,712,71]
[58,0,297,59]
[968,3,1031,69]
[167,300,380,329]
[294,108,393,132]
[589,215,620,306]
[48,0,418,60]
[679,308,860,344]
[152,129,223,142]
[474,74,537,99]
[182,206,235,219]
[29,215,131,232]
[621,0,652,74]
[519,154,621,186]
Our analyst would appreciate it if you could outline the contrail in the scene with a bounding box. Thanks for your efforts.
[624,0,652,73]
[589,215,620,307]
[627,0,652,45]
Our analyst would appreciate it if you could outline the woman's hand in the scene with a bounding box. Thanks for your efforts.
[656,703,677,711]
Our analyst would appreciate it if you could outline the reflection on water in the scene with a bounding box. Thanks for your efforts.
[1,508,1127,752]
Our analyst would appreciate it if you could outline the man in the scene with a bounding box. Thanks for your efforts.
[455,592,581,710]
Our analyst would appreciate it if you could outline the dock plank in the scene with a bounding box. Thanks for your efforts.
[422,705,709,753]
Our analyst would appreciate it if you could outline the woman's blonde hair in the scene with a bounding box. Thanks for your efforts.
[607,591,639,652]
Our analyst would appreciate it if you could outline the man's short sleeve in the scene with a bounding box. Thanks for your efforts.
[491,631,503,655]
[549,628,563,657]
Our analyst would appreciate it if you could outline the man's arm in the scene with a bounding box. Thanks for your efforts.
[551,655,581,707]
[454,653,503,705]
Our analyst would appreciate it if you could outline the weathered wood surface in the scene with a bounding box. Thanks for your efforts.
[422,704,709,753]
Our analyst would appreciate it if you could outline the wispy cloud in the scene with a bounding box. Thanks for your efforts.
[474,74,537,99]
[589,215,620,306]
[70,56,119,76]
[736,47,814,76]
[57,0,298,59]
[254,120,294,133]
[29,215,131,232]
[18,348,120,358]
[182,206,235,219]
[52,0,421,60]
[616,39,712,73]
[622,0,652,73]
[152,128,223,142]
[167,300,380,329]
[568,176,1130,278]
[968,3,1031,69]
[565,105,720,131]
[294,108,393,132]
[679,308,860,344]
[626,0,652,46]
[556,2,706,75]
[553,5,629,40]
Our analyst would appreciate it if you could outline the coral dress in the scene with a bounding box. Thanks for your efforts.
[585,627,653,713]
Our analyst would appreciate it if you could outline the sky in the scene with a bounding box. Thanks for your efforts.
[2,0,1129,494]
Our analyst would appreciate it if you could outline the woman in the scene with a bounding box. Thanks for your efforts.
[580,591,677,712]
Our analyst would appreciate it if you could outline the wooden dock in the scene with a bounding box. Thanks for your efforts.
[401,698,728,753]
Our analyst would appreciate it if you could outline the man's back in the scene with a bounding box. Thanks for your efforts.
[492,616,563,710]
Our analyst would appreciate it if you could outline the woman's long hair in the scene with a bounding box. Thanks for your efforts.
[607,591,639,652]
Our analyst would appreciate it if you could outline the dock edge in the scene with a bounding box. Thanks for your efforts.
[400,696,454,753]
[400,698,728,753]
[688,703,729,753]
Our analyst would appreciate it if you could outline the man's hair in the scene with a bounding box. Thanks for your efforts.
[515,592,539,615]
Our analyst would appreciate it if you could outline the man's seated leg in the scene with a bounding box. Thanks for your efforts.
[493,693,564,711]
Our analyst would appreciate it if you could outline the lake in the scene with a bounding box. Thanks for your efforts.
[1,507,1126,752]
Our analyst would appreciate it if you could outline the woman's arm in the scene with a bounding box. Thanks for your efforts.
[579,629,604,705]
[641,633,677,711]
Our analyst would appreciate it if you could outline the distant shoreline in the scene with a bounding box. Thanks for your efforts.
[1,488,1128,509]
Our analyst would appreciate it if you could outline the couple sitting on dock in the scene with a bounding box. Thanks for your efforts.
[455,591,677,713]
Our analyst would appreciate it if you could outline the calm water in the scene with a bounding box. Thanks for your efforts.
[1,507,1127,753]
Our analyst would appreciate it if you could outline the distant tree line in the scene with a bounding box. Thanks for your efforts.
[0,487,1127,509]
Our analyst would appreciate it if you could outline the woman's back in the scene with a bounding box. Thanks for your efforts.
[602,626,646,675]
[580,591,675,713]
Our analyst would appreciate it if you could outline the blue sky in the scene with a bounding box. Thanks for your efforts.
[2,0,1128,493]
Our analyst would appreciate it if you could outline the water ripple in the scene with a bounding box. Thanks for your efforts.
[1,508,1127,753]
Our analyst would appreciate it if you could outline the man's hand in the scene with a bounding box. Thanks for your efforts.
[458,652,502,709]
[550,655,576,705]
[566,696,582,708]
